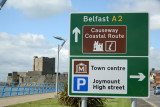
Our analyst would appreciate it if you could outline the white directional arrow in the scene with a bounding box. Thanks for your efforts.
[130,73,145,81]
[72,27,80,42]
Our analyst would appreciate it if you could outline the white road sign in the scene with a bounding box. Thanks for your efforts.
[72,59,127,94]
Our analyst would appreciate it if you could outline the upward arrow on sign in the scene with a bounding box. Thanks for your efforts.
[72,27,80,42]
[130,73,145,81]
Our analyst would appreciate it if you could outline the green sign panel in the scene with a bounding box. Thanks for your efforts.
[69,13,149,98]
[70,13,148,56]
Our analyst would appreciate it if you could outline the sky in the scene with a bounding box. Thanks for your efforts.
[0,0,160,81]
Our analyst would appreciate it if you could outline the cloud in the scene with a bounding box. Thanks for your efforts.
[107,0,160,30]
[0,32,69,81]
[1,33,159,81]
[150,47,160,70]
[150,15,160,30]
[7,0,72,19]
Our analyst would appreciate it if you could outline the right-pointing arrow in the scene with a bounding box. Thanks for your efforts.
[130,73,145,81]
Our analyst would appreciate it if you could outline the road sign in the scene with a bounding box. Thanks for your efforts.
[83,26,126,53]
[69,13,149,98]
[69,57,148,97]
[70,13,148,56]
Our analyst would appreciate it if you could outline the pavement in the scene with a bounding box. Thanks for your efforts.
[0,92,56,107]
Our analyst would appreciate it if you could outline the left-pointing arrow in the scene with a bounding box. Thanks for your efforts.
[72,27,80,42]
[130,73,145,81]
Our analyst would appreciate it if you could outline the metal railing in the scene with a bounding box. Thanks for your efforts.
[0,82,64,97]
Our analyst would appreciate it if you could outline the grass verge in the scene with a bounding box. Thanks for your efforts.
[8,98,69,107]
[8,98,131,107]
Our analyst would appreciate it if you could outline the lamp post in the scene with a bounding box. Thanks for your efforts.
[0,0,7,10]
[53,36,66,97]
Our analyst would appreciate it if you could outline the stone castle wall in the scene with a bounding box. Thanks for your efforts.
[7,56,67,83]
[44,73,68,83]
[7,72,68,83]
[26,71,42,77]
[18,72,27,77]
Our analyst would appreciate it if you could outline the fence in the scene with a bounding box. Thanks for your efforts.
[0,82,64,97]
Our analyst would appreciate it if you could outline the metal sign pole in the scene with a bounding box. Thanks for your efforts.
[56,45,60,96]
[0,0,7,10]
[131,98,137,107]
[81,97,87,107]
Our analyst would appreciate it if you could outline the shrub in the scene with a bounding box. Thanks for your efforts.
[58,83,106,107]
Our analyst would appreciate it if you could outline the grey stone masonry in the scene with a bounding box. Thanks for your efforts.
[7,56,68,83]
[33,56,55,75]
[26,71,42,77]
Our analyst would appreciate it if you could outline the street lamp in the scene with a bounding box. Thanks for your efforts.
[53,36,66,97]
[0,0,7,10]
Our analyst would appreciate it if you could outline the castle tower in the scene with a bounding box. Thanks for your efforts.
[33,56,55,75]
[33,56,38,71]
[42,57,55,75]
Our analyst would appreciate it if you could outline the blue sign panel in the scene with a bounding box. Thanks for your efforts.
[73,77,88,91]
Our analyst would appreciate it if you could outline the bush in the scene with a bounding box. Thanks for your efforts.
[58,83,106,107]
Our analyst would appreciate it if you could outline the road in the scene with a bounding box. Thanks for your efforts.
[137,98,153,107]
[144,87,160,107]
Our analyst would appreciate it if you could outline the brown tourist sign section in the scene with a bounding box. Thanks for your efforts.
[83,26,126,53]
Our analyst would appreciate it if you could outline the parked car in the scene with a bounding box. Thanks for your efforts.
[154,86,160,95]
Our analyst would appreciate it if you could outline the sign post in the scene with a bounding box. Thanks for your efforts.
[131,98,137,107]
[69,12,149,105]
[81,97,87,107]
